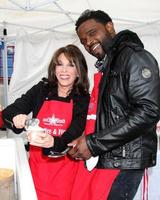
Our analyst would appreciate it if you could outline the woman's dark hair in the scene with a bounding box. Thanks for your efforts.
[48,44,89,95]
[75,10,112,31]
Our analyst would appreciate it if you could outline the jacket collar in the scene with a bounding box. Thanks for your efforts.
[102,30,144,56]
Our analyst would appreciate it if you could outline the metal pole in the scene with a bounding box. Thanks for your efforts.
[2,27,9,107]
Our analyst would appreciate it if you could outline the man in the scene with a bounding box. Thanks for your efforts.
[68,10,160,199]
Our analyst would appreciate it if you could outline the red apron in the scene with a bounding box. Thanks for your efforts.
[71,72,120,200]
[29,99,80,200]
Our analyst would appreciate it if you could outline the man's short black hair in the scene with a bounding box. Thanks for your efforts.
[75,10,112,31]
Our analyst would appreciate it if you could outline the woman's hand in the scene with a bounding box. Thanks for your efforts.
[27,130,54,148]
[12,114,28,129]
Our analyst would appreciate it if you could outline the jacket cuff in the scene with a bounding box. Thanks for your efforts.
[86,134,98,157]
[42,137,66,156]
[43,146,54,156]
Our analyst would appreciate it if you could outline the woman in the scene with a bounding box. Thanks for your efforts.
[2,44,90,200]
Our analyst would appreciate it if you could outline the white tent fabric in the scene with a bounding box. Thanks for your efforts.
[0,0,160,38]
[8,29,96,103]
[9,30,75,103]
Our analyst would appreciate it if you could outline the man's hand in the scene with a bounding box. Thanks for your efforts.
[68,135,92,160]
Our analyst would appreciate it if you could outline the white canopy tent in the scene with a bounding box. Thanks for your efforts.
[0,0,160,106]
[0,0,160,37]
[0,1,160,199]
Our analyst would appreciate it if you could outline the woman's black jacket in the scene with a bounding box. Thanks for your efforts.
[2,79,90,153]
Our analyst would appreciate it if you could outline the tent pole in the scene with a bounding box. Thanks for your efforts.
[2,26,9,107]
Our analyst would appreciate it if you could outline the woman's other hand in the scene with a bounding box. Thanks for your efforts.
[27,130,54,148]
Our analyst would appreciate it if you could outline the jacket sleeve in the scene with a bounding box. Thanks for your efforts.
[86,49,160,156]
[43,94,90,153]
[2,81,44,134]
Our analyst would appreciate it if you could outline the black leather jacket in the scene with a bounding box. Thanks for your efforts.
[86,30,160,169]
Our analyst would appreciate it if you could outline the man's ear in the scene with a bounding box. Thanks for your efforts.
[105,22,116,37]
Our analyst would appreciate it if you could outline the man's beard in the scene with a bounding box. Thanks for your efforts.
[101,36,113,55]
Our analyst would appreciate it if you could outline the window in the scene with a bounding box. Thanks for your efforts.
[0,43,14,82]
